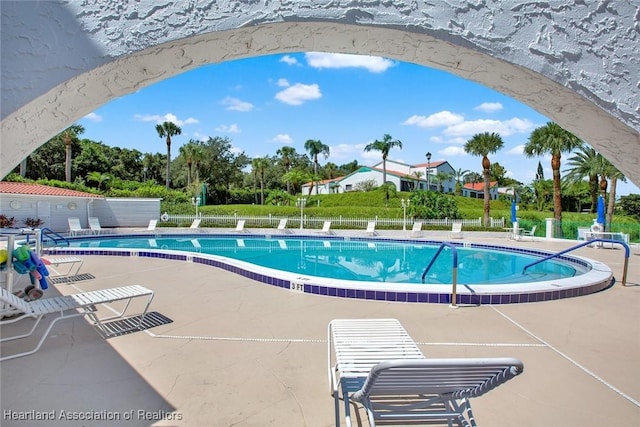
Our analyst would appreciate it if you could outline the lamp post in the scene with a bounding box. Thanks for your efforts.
[401,198,410,231]
[191,196,201,218]
[425,152,432,191]
[297,198,307,229]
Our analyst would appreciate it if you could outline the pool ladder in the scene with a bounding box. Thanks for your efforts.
[421,243,460,307]
[522,239,630,287]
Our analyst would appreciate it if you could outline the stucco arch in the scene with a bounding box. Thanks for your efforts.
[1,1,638,185]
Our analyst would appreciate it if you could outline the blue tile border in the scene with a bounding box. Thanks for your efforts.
[43,235,614,305]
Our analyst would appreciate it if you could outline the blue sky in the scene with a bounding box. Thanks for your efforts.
[79,52,639,196]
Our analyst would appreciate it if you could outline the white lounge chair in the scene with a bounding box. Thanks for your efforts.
[0,285,154,361]
[328,319,425,427]
[67,217,89,236]
[190,218,201,229]
[234,219,247,233]
[410,221,423,237]
[351,358,524,427]
[328,318,523,427]
[520,225,537,241]
[450,222,463,239]
[41,256,84,277]
[88,217,104,235]
[276,218,290,233]
[365,221,377,236]
[317,221,333,235]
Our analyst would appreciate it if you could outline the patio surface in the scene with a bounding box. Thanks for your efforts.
[1,229,639,426]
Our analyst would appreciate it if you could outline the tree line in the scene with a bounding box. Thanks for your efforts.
[11,121,633,232]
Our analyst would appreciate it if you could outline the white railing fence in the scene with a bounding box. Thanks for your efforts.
[162,214,505,229]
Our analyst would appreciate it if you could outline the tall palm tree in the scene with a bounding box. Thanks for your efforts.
[304,139,330,195]
[564,145,600,213]
[155,121,182,189]
[252,157,270,204]
[464,132,504,227]
[276,146,296,194]
[179,141,199,186]
[524,122,582,237]
[59,124,85,182]
[363,134,402,185]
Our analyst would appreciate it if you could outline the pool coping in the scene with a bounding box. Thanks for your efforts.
[43,233,614,305]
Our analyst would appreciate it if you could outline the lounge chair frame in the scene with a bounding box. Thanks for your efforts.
[0,285,154,361]
[328,319,425,427]
[328,318,523,427]
[67,217,89,236]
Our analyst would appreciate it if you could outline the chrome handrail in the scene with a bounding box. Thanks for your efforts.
[421,242,459,307]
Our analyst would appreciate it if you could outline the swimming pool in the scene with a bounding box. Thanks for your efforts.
[46,234,614,305]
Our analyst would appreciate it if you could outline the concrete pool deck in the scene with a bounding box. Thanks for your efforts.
[1,229,639,426]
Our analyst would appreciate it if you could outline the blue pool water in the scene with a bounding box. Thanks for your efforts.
[67,236,589,285]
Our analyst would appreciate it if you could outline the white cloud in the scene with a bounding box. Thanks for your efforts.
[133,113,199,126]
[83,112,102,122]
[192,132,208,141]
[444,117,534,137]
[221,97,254,112]
[403,111,465,128]
[474,102,503,113]
[507,144,525,155]
[440,146,468,156]
[280,55,299,66]
[216,124,241,133]
[305,52,395,73]
[277,78,290,87]
[271,134,293,144]
[275,83,322,106]
[328,143,367,160]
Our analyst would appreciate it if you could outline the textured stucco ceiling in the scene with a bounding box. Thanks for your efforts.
[1,1,638,184]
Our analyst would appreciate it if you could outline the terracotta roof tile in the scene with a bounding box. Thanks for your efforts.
[0,182,103,198]
[463,181,498,191]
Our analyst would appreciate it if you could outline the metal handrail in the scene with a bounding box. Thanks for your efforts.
[39,227,70,247]
[522,239,630,286]
[421,242,459,307]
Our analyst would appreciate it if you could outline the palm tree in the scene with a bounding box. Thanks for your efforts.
[597,155,626,229]
[564,145,600,213]
[155,121,182,189]
[276,146,296,194]
[524,122,582,237]
[364,134,402,185]
[411,170,423,192]
[464,132,504,227]
[179,140,200,186]
[59,124,85,182]
[304,139,330,195]
[453,168,470,196]
[252,157,270,204]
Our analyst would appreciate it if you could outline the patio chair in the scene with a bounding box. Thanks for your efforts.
[88,217,104,235]
[450,222,463,239]
[0,284,154,361]
[190,218,201,229]
[234,219,247,233]
[351,357,524,427]
[520,225,536,241]
[67,217,89,236]
[276,218,290,234]
[410,221,423,237]
[41,256,84,277]
[317,221,333,235]
[328,319,425,427]
[365,221,377,236]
